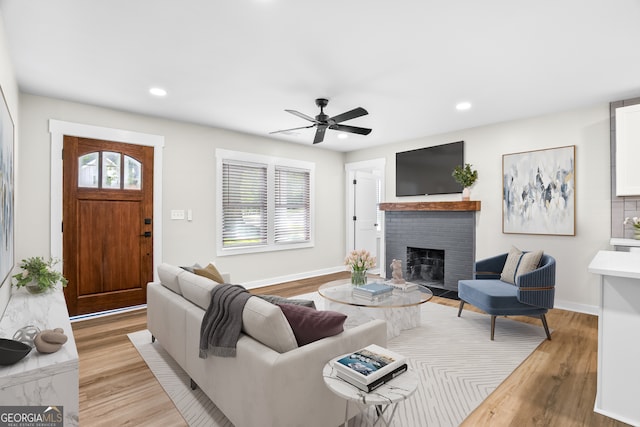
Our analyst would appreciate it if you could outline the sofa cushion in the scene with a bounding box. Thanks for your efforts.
[241,297,298,353]
[158,263,185,295]
[178,271,220,310]
[180,262,202,273]
[277,303,347,346]
[194,263,226,284]
[257,294,316,309]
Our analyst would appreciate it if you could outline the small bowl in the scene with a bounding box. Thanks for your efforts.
[0,338,32,366]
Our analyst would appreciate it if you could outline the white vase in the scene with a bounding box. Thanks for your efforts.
[462,187,471,201]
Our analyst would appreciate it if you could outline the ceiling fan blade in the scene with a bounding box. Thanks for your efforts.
[330,107,368,124]
[313,126,327,144]
[331,124,372,135]
[285,109,318,123]
[269,124,315,135]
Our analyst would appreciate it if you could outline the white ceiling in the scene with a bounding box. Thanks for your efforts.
[2,0,640,152]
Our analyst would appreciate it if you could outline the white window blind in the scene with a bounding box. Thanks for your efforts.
[217,149,315,255]
[221,161,268,248]
[275,167,311,243]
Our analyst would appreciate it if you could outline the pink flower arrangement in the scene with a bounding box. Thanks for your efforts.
[344,249,376,272]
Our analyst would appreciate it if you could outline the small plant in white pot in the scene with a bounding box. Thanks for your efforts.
[12,257,68,294]
[452,163,478,200]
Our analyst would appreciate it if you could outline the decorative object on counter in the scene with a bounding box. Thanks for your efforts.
[12,324,41,347]
[0,338,32,365]
[34,328,68,354]
[452,163,478,201]
[12,256,69,294]
[390,259,406,284]
[345,249,376,287]
[624,216,640,240]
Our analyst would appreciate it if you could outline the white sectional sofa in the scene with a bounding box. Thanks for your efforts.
[147,263,387,427]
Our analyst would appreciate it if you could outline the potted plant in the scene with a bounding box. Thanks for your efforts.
[12,257,68,294]
[452,163,478,200]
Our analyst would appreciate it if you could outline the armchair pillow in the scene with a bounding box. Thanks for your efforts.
[500,246,543,284]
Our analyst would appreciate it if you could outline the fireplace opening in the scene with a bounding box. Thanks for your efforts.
[406,247,445,289]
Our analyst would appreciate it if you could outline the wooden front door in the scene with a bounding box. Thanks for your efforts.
[63,136,154,316]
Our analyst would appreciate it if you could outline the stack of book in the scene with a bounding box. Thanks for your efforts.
[332,344,408,392]
[386,281,418,292]
[352,282,394,301]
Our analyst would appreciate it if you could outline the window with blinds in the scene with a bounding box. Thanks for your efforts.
[217,149,314,255]
[275,167,310,243]
[221,161,268,248]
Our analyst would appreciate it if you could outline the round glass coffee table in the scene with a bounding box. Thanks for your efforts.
[318,280,433,339]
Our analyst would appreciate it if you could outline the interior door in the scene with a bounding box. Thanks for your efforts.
[353,171,379,263]
[63,136,154,316]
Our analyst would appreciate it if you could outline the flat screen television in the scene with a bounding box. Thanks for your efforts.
[395,141,464,196]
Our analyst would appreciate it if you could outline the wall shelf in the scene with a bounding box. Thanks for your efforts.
[379,201,481,212]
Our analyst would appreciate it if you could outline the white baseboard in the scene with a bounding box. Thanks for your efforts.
[242,265,346,290]
[554,299,599,316]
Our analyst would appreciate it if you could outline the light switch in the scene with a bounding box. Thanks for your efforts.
[171,210,185,220]
[187,209,193,221]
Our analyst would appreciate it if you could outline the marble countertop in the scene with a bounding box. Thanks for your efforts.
[0,286,78,384]
[588,250,640,280]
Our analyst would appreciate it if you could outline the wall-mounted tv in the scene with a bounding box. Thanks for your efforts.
[396,141,464,196]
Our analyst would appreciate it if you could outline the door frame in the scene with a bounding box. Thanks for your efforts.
[345,158,386,276]
[49,120,164,282]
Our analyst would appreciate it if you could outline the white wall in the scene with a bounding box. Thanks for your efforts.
[346,105,612,314]
[0,11,19,313]
[18,94,347,286]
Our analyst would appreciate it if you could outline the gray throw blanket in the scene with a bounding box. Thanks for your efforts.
[199,284,252,358]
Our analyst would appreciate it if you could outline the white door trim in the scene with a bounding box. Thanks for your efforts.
[345,158,386,276]
[49,120,164,281]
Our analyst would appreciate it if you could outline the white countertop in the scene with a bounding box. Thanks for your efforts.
[0,286,78,383]
[588,250,640,280]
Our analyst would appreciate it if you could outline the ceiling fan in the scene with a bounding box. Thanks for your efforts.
[270,98,372,144]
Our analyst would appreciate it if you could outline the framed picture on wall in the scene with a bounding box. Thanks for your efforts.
[503,145,575,236]
[0,85,15,286]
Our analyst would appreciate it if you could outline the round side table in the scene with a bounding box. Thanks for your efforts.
[322,360,418,426]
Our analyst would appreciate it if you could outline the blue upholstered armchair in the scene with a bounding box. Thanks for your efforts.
[457,252,556,340]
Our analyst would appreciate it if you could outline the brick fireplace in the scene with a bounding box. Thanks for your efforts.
[380,201,480,293]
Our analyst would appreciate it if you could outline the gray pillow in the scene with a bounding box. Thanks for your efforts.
[257,294,316,309]
[180,262,202,273]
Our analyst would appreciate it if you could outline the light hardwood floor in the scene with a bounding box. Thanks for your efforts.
[72,272,629,426]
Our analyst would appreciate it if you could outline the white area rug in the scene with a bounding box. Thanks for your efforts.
[129,295,547,426]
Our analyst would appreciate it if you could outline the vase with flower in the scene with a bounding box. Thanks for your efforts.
[624,216,640,240]
[344,249,376,286]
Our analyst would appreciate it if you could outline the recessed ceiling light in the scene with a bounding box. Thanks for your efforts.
[456,102,472,111]
[149,87,167,97]
[337,133,348,139]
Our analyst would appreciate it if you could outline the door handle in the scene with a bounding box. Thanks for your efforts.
[140,231,152,238]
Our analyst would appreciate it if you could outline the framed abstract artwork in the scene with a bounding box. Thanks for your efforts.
[0,85,15,286]
[503,145,575,236]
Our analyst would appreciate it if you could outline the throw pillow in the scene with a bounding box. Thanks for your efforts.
[277,303,347,346]
[500,246,523,284]
[180,262,202,274]
[257,294,316,309]
[194,263,226,284]
[515,250,543,279]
